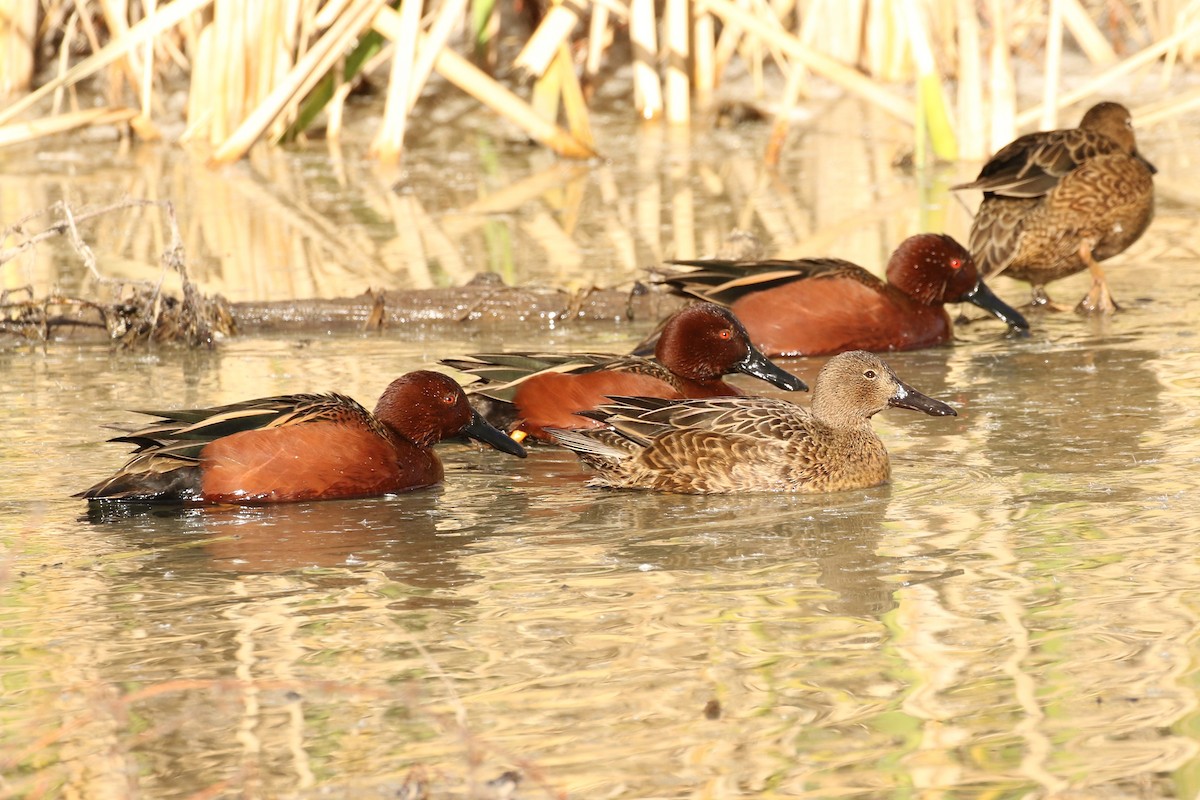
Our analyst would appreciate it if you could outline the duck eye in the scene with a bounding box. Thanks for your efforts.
[863,370,877,379]
[949,258,962,270]
[442,392,458,405]
[718,329,732,340]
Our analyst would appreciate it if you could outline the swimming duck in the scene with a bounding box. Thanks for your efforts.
[550,350,956,493]
[79,371,526,504]
[654,234,1028,356]
[441,302,805,442]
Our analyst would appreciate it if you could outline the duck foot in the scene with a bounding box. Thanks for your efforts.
[1025,287,1073,312]
[1075,281,1120,315]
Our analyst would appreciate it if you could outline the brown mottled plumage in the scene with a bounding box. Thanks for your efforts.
[550,351,956,494]
[953,101,1156,313]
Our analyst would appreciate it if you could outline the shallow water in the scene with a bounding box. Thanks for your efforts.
[4,96,1200,798]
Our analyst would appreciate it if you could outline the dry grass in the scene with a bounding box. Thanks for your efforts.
[0,200,234,346]
[0,1,1195,165]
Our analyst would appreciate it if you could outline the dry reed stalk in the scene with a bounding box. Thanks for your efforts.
[763,63,807,168]
[806,0,861,66]
[692,9,715,109]
[901,0,957,162]
[513,0,582,79]
[0,107,138,148]
[531,48,563,123]
[954,0,985,160]
[1134,84,1200,125]
[629,0,663,119]
[532,42,564,125]
[0,0,36,99]
[701,0,915,122]
[182,20,215,142]
[1040,0,1063,130]
[585,4,610,78]
[739,0,765,96]
[555,42,596,149]
[864,0,907,82]
[710,5,744,86]
[368,0,422,164]
[213,0,243,142]
[408,0,468,114]
[208,0,384,165]
[1013,13,1200,128]
[371,6,595,158]
[1061,0,1116,63]
[665,0,691,124]
[139,0,156,130]
[986,0,1015,153]
[96,0,148,110]
[50,12,80,115]
[0,0,211,129]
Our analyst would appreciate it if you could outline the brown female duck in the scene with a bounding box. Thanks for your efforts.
[549,350,956,493]
[953,101,1155,314]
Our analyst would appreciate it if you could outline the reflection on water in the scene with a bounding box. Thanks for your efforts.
[4,98,1200,797]
[1,99,966,305]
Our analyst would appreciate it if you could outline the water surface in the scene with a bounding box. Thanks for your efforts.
[3,97,1200,798]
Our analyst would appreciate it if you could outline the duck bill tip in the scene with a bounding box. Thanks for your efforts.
[466,411,528,458]
[964,280,1029,332]
[889,382,957,417]
[737,351,809,392]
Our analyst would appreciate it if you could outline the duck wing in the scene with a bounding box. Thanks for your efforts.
[952,129,1125,198]
[441,352,672,404]
[582,394,812,445]
[106,393,371,461]
[657,258,870,306]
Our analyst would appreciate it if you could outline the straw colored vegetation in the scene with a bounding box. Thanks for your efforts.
[0,0,1196,165]
[0,200,234,346]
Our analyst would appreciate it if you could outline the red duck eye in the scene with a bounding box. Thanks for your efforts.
[718,329,732,340]
[442,392,458,405]
[949,258,963,270]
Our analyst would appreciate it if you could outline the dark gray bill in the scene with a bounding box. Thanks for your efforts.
[888,380,957,417]
[962,279,1030,334]
[464,410,527,457]
[735,346,809,392]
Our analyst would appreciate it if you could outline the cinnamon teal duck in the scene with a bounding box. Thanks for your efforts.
[79,371,526,504]
[653,234,1028,356]
[441,302,806,443]
[549,350,956,493]
[952,101,1156,314]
